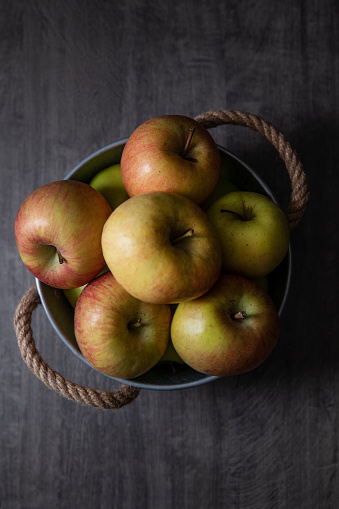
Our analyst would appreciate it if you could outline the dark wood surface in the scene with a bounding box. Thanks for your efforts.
[2,1,338,508]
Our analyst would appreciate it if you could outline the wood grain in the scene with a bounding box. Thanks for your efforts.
[1,0,338,508]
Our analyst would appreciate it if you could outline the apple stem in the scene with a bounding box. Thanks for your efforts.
[172,228,194,244]
[128,318,142,329]
[232,310,247,320]
[181,127,195,158]
[221,202,255,221]
[169,361,177,373]
[57,249,65,264]
[220,209,244,221]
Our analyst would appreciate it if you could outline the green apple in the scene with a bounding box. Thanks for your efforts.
[63,285,84,308]
[207,191,290,277]
[158,340,185,365]
[171,274,280,377]
[120,115,221,205]
[101,191,222,304]
[63,266,109,307]
[74,271,172,379]
[202,178,239,210]
[251,275,269,292]
[89,164,129,211]
[14,180,112,289]
[158,303,185,365]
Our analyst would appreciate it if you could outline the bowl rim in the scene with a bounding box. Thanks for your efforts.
[36,138,291,391]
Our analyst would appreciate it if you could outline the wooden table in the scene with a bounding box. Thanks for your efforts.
[2,1,338,508]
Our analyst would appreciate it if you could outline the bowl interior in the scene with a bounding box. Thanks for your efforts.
[36,140,291,391]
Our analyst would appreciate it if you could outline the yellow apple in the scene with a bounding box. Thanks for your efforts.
[101,191,222,304]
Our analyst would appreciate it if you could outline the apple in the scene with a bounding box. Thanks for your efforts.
[63,285,84,308]
[74,271,172,379]
[89,164,129,211]
[14,180,112,289]
[251,275,269,293]
[101,191,222,304]
[206,191,290,277]
[170,274,280,377]
[63,266,109,307]
[157,302,185,366]
[202,178,239,210]
[158,340,185,365]
[120,115,221,205]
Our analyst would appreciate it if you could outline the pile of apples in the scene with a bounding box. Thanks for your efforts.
[14,115,290,380]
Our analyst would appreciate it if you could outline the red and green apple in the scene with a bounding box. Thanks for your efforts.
[74,271,172,379]
[14,180,112,289]
[171,273,280,376]
[120,115,221,205]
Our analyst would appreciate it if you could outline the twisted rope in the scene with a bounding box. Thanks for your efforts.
[13,286,140,409]
[195,110,308,229]
[13,110,307,408]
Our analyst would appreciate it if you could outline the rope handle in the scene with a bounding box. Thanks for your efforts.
[194,110,308,229]
[13,110,308,409]
[13,286,140,409]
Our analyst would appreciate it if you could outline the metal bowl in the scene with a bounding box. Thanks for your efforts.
[36,139,291,390]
